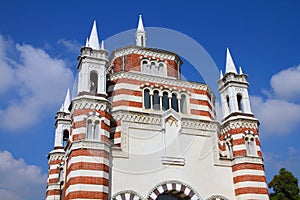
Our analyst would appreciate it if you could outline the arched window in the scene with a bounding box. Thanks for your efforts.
[226,95,230,113]
[162,92,169,110]
[150,62,156,75]
[171,93,179,112]
[142,60,148,73]
[180,94,187,114]
[153,90,160,110]
[158,63,165,76]
[157,194,183,200]
[245,133,257,156]
[87,120,93,139]
[141,36,144,47]
[225,141,233,158]
[144,89,151,109]
[237,94,243,112]
[94,121,100,140]
[62,130,69,147]
[90,71,98,94]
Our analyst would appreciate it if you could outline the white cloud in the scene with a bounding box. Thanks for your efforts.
[58,39,81,53]
[270,65,300,101]
[0,35,74,131]
[251,96,300,135]
[0,150,47,200]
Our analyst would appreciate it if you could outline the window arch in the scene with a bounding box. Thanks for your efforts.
[158,63,165,76]
[180,94,187,114]
[226,95,230,113]
[62,129,69,147]
[153,90,160,110]
[162,91,169,110]
[87,119,93,139]
[142,60,148,73]
[86,119,101,140]
[244,131,257,156]
[237,94,243,112]
[150,62,156,75]
[143,89,151,109]
[171,93,179,112]
[90,71,98,94]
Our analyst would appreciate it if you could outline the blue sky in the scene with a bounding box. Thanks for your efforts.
[0,1,300,199]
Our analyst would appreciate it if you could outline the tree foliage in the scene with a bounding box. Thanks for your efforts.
[268,168,300,200]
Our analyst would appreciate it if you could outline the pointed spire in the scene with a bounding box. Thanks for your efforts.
[88,20,100,50]
[137,15,145,32]
[101,40,105,50]
[225,48,237,74]
[239,66,243,74]
[220,70,223,79]
[63,89,71,113]
[85,37,89,47]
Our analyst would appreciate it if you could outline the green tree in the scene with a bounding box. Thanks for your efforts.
[268,168,300,200]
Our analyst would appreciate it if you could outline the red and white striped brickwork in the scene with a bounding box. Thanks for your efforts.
[108,49,216,147]
[46,151,64,200]
[220,121,269,200]
[62,99,111,200]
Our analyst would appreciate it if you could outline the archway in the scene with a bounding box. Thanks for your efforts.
[146,180,201,200]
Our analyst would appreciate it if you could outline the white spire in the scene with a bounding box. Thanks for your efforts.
[137,15,145,32]
[101,40,105,50]
[88,20,100,50]
[63,89,71,113]
[136,15,146,47]
[239,66,243,74]
[85,37,89,47]
[59,104,64,112]
[220,70,223,79]
[225,48,237,74]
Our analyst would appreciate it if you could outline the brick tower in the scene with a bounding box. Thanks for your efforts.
[218,48,269,199]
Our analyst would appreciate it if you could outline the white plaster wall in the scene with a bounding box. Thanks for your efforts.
[111,126,235,199]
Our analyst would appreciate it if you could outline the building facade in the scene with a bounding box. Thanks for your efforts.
[46,16,269,200]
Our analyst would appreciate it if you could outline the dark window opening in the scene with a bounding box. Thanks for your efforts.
[153,90,160,110]
[90,71,98,94]
[63,130,69,147]
[237,94,243,112]
[156,194,185,200]
[162,92,169,110]
[226,95,230,112]
[144,89,151,109]
[171,93,178,112]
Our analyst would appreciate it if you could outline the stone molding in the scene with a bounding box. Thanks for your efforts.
[48,151,65,161]
[69,140,110,153]
[71,96,111,112]
[109,71,214,98]
[221,118,258,134]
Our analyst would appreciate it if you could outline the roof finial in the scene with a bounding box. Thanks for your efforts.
[88,20,100,50]
[220,70,223,79]
[63,89,71,113]
[85,37,89,47]
[137,15,145,32]
[101,40,105,50]
[239,66,243,74]
[225,48,237,74]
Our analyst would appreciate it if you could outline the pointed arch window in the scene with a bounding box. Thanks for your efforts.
[144,89,151,109]
[171,93,179,112]
[90,71,98,94]
[150,62,156,75]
